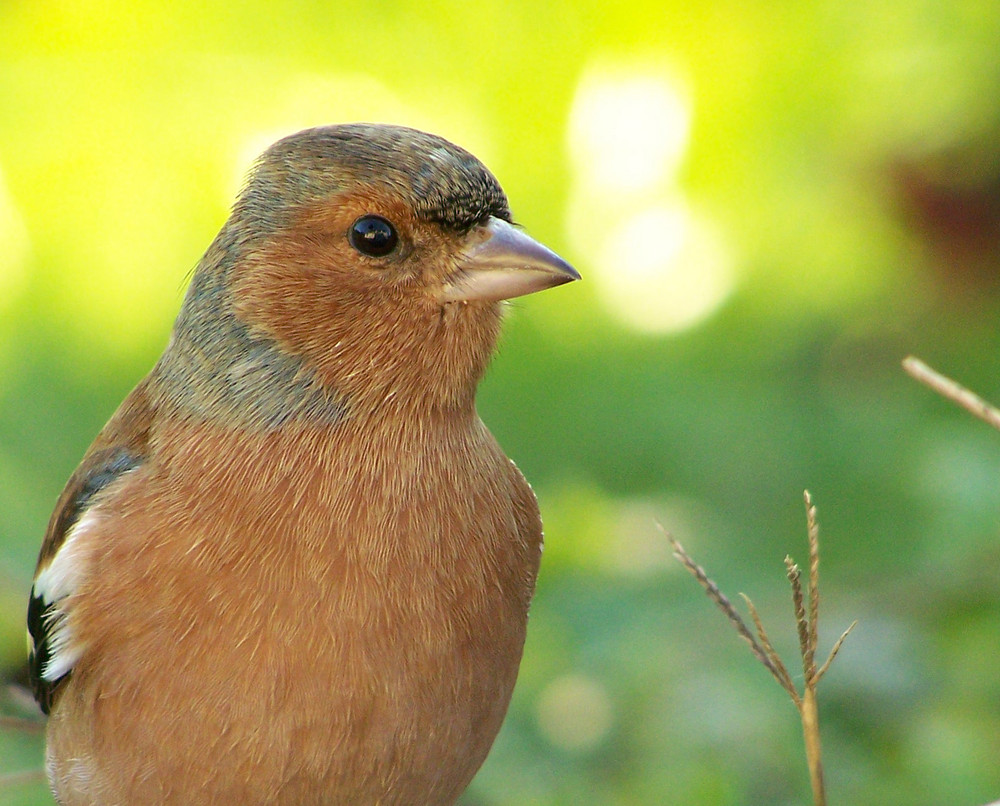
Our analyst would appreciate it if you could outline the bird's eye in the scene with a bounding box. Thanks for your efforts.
[349,215,399,258]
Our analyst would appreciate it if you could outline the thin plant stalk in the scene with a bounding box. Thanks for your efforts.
[903,356,1000,431]
[668,491,855,806]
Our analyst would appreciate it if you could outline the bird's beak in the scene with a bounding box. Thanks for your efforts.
[440,217,580,303]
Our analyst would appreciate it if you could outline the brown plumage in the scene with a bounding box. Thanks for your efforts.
[27,123,578,805]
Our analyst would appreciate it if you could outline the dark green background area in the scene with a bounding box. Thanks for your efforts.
[3,2,1000,804]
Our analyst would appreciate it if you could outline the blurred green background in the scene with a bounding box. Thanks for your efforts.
[3,0,1000,803]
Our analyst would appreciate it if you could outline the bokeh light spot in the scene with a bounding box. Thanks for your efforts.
[595,203,734,333]
[569,67,690,196]
[536,673,614,753]
[566,62,735,333]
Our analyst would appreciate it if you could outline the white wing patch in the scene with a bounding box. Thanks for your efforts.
[32,509,102,682]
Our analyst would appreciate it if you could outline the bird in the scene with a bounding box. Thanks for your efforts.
[26,123,578,805]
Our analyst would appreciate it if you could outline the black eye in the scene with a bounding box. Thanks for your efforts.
[349,215,398,257]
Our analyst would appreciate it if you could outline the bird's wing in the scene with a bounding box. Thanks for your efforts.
[28,384,153,714]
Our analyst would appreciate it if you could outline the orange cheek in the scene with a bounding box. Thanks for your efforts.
[230,243,346,352]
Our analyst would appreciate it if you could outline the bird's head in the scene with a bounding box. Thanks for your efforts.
[168,124,577,422]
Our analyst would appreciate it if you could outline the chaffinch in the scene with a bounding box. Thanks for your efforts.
[26,123,578,805]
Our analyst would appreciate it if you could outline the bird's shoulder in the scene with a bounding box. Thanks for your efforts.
[28,381,153,712]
